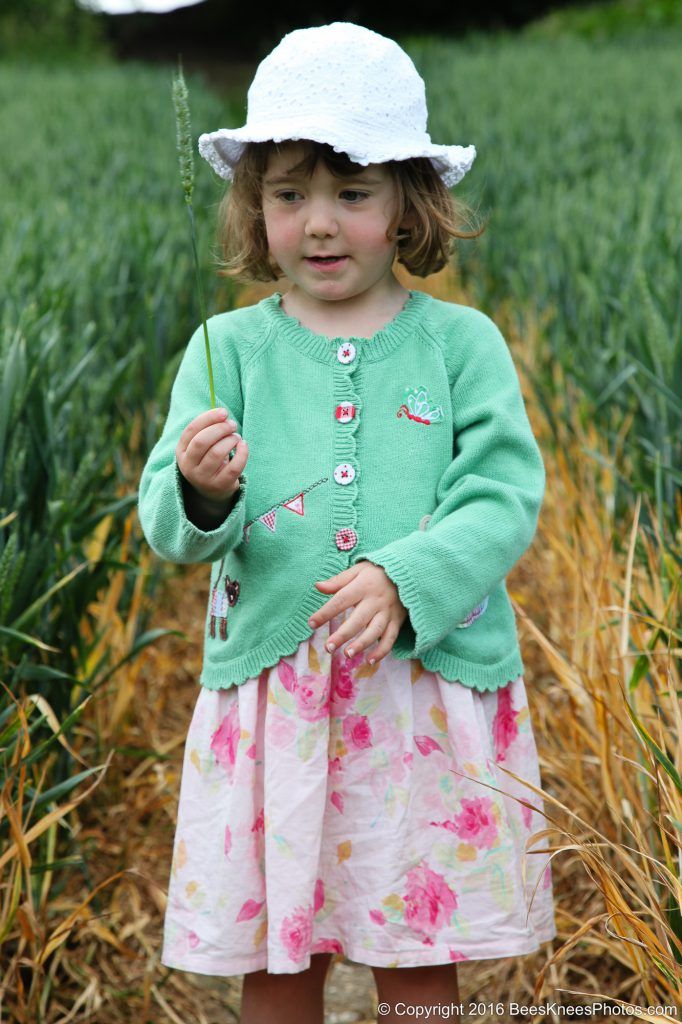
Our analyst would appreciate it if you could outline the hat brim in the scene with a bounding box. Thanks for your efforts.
[198,123,475,189]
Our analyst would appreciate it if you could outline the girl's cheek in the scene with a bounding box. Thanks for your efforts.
[266,214,299,250]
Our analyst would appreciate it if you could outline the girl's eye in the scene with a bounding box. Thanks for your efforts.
[275,190,369,203]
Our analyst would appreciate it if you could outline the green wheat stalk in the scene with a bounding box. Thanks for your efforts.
[172,58,216,408]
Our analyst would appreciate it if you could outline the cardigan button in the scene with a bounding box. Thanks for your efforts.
[335,403,356,423]
[336,341,356,363]
[335,527,358,550]
[333,463,355,484]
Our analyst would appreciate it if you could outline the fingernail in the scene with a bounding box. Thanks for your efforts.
[218,408,228,417]
[369,657,376,665]
[327,642,335,652]
[346,648,354,657]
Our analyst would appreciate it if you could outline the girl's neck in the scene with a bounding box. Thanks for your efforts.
[280,281,411,340]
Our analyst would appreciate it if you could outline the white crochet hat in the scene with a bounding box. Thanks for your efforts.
[198,22,476,189]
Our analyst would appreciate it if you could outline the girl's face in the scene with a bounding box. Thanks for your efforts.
[261,145,411,307]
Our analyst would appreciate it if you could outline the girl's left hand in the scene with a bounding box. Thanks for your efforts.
[308,562,408,664]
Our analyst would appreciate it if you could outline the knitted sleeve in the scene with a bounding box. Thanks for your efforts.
[355,310,545,657]
[137,318,247,565]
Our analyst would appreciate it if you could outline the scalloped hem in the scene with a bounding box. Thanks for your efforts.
[198,606,526,695]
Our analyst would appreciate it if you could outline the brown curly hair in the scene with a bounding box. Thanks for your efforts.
[211,139,488,283]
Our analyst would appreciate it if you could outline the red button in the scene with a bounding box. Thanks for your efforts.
[335,528,357,551]
[335,403,356,423]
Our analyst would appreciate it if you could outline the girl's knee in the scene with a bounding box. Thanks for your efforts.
[372,961,459,991]
[246,952,333,988]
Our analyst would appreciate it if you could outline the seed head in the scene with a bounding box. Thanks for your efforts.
[172,60,194,202]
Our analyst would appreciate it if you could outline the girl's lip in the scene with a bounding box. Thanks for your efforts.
[305,256,348,271]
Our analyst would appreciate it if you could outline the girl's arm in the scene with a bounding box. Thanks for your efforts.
[180,471,239,532]
[137,319,247,564]
[353,309,545,656]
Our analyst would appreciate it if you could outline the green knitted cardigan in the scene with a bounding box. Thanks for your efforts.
[137,288,546,692]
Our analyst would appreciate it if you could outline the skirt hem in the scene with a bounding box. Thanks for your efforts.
[160,924,558,977]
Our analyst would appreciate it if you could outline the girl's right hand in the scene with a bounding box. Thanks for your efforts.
[176,408,249,505]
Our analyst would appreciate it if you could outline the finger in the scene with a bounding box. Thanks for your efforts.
[365,619,401,664]
[204,430,241,474]
[310,597,340,630]
[187,422,241,474]
[337,614,385,655]
[309,580,357,628]
[315,565,362,590]
[327,607,380,654]
[212,438,248,479]
[178,408,232,452]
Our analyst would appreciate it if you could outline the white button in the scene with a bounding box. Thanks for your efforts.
[333,463,355,484]
[337,342,356,364]
[419,514,432,531]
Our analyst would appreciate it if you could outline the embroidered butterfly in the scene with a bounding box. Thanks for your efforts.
[396,386,444,425]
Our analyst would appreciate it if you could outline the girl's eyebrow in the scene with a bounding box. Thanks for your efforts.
[264,173,384,186]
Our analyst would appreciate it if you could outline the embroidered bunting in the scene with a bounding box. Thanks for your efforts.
[242,476,328,543]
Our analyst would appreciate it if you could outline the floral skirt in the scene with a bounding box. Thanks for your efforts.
[161,609,557,976]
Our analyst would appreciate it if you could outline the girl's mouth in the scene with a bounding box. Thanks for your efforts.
[306,256,348,271]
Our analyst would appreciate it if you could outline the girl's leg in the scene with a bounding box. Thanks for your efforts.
[371,964,460,1023]
[240,952,334,1024]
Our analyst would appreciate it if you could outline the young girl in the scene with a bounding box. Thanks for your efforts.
[138,21,557,1022]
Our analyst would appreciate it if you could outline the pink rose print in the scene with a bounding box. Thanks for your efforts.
[188,930,200,949]
[295,674,331,721]
[543,864,552,889]
[236,898,265,922]
[452,796,498,849]
[343,714,372,750]
[277,660,330,722]
[403,861,458,939]
[313,938,344,953]
[449,949,469,962]
[369,909,387,926]
[314,879,325,913]
[281,905,314,963]
[252,808,265,835]
[224,824,232,857]
[493,685,519,762]
[331,663,357,707]
[210,704,240,771]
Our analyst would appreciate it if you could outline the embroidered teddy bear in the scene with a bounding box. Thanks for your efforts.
[209,574,240,640]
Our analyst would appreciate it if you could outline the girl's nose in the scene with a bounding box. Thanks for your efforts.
[304,200,339,237]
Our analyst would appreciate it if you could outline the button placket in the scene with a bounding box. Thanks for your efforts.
[334,340,359,551]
